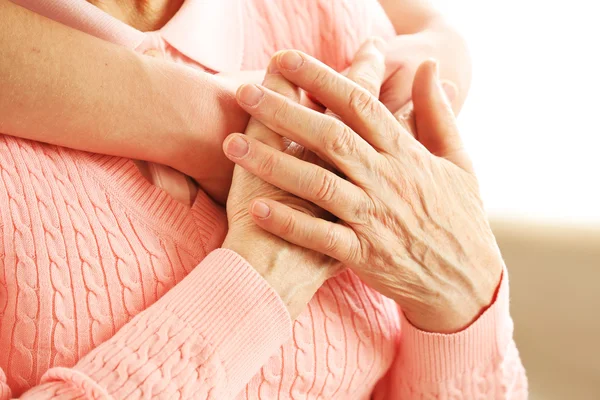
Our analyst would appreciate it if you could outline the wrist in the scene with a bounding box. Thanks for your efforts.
[144,58,249,169]
[403,255,504,334]
[222,232,327,319]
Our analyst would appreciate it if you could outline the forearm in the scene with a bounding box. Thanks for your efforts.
[379,0,472,111]
[2,249,291,399]
[0,0,242,167]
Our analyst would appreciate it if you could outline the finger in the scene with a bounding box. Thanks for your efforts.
[223,133,368,222]
[345,37,387,98]
[243,60,302,150]
[412,59,473,172]
[440,79,459,114]
[329,38,386,143]
[235,83,380,181]
[249,198,361,264]
[264,58,325,112]
[273,49,408,152]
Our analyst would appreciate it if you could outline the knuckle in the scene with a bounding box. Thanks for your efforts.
[310,68,332,93]
[352,70,379,96]
[323,121,355,157]
[313,172,338,204]
[257,151,278,179]
[348,87,378,118]
[322,226,341,255]
[279,213,297,236]
[272,98,291,124]
[352,198,373,223]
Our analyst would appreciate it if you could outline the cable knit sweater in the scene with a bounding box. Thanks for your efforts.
[0,0,527,398]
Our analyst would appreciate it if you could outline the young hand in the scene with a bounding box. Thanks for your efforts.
[379,21,470,117]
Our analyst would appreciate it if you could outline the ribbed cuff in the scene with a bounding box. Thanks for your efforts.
[159,248,293,386]
[66,249,292,398]
[399,266,512,382]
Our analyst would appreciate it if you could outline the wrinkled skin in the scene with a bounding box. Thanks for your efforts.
[224,48,503,333]
[222,41,386,319]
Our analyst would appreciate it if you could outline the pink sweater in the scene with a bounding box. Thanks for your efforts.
[1,0,527,398]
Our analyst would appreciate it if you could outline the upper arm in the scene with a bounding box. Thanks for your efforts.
[377,0,442,34]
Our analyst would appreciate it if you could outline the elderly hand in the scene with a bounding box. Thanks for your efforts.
[221,40,386,319]
[224,51,504,333]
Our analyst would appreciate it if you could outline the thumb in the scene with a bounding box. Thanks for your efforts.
[412,59,473,172]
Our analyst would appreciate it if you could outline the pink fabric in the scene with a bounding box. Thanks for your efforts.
[1,0,527,398]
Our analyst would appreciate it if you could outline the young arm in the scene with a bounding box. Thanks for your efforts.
[0,0,248,203]
[378,0,472,114]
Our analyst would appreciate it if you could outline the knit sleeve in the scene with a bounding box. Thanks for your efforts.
[1,249,292,400]
[371,267,528,399]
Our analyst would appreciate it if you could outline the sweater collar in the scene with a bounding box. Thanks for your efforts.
[11,0,244,72]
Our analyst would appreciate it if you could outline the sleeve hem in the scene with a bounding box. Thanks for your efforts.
[42,367,111,399]
[398,265,513,382]
[156,248,293,387]
[67,249,292,398]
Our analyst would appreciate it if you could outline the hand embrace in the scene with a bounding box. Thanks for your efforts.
[222,41,387,318]
[225,50,503,333]
[379,24,469,117]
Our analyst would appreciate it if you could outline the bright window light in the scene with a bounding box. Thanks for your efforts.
[432,0,600,222]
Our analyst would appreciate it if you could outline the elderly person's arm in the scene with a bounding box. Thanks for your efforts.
[223,49,527,398]
[0,0,249,203]
[0,248,292,399]
[0,35,388,400]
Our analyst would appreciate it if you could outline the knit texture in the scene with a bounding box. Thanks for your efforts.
[0,0,527,398]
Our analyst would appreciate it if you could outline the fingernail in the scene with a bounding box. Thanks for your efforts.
[251,201,271,218]
[371,37,387,53]
[279,51,304,70]
[441,81,458,103]
[226,135,249,158]
[238,84,264,106]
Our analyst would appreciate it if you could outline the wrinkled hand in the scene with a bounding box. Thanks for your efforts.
[221,41,385,319]
[224,50,503,333]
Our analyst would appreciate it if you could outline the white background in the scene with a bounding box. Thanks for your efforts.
[431,0,600,223]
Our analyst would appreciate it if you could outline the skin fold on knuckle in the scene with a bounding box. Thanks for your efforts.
[323,120,354,158]
[256,149,278,180]
[348,87,379,121]
[351,197,374,225]
[313,171,338,204]
[279,212,298,237]
[272,97,293,130]
[350,69,379,96]
[310,67,334,94]
[322,225,342,256]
